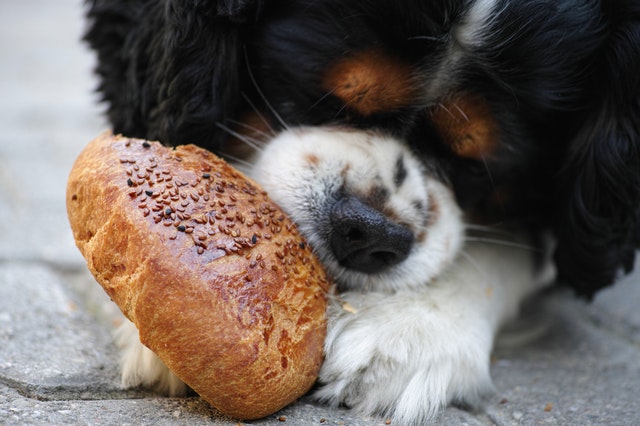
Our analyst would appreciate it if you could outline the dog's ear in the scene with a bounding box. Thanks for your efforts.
[148,0,265,150]
[554,7,640,298]
[85,0,265,151]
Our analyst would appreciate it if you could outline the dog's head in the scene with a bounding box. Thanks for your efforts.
[86,0,640,297]
[249,127,464,292]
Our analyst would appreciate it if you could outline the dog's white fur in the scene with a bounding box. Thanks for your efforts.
[116,127,554,424]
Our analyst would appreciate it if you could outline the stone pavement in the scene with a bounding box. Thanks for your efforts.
[1,1,639,425]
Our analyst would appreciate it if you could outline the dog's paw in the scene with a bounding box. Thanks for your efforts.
[115,319,188,396]
[314,291,494,425]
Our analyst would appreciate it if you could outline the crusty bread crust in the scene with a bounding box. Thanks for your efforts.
[67,131,329,419]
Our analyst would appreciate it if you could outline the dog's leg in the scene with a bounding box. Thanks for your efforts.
[315,239,554,425]
[115,319,188,396]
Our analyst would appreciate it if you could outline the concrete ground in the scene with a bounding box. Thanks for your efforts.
[1,1,639,425]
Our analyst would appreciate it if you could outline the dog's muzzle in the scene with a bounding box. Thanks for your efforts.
[329,194,414,274]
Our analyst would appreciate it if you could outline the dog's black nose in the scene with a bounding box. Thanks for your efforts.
[329,195,414,273]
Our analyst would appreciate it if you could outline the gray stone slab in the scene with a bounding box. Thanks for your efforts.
[0,263,122,399]
[0,196,85,267]
[0,382,485,426]
[487,294,640,426]
[589,264,640,345]
[0,0,105,268]
[0,384,235,426]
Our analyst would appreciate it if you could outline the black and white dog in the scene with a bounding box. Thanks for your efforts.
[84,0,640,423]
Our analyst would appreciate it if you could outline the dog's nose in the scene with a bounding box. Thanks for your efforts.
[329,195,414,273]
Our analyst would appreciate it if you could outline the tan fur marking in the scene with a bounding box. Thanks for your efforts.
[429,93,500,159]
[304,153,321,166]
[323,49,419,116]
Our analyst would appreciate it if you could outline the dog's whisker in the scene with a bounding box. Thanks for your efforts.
[219,154,254,175]
[407,35,449,43]
[334,100,352,119]
[464,223,501,232]
[464,236,540,252]
[215,122,265,153]
[465,224,515,238]
[452,103,470,122]
[437,102,456,119]
[308,88,337,113]
[243,48,289,131]
[480,155,497,192]
[241,93,279,138]
[458,249,490,279]
[226,118,274,142]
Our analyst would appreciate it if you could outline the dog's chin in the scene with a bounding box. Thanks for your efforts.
[247,126,465,293]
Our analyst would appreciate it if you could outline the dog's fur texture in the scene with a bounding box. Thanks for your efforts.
[84,0,640,423]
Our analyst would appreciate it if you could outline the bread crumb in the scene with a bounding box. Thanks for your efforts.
[342,301,358,314]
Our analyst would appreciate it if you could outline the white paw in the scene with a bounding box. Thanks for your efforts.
[115,319,188,396]
[314,290,494,425]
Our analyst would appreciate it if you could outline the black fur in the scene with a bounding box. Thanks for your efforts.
[84,0,265,149]
[84,0,640,297]
[554,0,640,295]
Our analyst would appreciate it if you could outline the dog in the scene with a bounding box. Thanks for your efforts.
[84,0,640,424]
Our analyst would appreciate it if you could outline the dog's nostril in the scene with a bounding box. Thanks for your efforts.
[329,195,414,274]
[345,228,365,243]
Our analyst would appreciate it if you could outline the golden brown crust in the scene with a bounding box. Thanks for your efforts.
[66,131,330,420]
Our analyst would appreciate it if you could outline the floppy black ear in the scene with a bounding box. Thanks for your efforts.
[554,4,640,298]
[85,0,264,151]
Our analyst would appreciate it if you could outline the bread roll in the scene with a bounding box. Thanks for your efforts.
[66,131,330,420]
